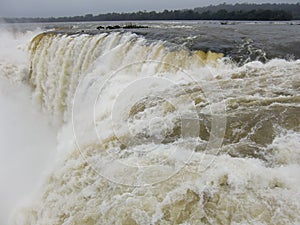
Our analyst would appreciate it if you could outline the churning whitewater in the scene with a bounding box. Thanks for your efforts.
[0,22,299,225]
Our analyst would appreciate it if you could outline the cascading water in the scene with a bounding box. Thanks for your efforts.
[1,24,299,225]
[28,32,223,124]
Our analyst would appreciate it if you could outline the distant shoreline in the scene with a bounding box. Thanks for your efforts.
[2,3,300,23]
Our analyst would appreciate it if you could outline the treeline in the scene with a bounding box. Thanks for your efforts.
[195,3,300,20]
[3,4,296,23]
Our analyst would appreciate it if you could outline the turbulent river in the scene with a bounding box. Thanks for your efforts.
[0,21,299,225]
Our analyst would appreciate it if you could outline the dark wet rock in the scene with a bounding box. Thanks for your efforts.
[123,24,149,29]
[106,25,121,30]
[98,24,149,30]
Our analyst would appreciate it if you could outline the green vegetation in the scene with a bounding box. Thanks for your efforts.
[3,3,298,23]
[195,3,300,20]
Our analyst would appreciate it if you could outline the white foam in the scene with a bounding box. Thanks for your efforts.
[2,30,300,224]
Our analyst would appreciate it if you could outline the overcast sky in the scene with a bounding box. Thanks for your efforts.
[1,0,299,17]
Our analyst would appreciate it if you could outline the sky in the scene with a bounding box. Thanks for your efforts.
[1,0,299,17]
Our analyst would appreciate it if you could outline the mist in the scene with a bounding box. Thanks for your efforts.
[0,27,58,224]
